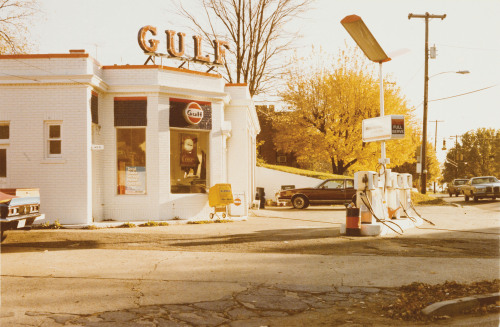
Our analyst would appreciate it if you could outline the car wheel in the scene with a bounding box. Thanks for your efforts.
[473,196,479,202]
[292,195,309,209]
[1,229,6,243]
[449,192,452,197]
[464,194,469,202]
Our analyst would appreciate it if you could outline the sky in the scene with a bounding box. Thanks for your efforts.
[30,0,500,163]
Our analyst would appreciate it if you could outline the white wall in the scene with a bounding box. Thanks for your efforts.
[0,85,92,224]
[224,85,260,215]
[1,54,259,224]
[255,167,323,200]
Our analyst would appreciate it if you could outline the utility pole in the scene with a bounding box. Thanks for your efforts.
[429,120,444,193]
[450,135,460,179]
[409,12,446,194]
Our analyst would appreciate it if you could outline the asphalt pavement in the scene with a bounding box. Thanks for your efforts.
[1,200,499,326]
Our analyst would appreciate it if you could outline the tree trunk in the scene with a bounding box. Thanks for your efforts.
[331,157,357,175]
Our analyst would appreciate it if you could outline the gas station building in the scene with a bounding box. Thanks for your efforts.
[0,50,260,225]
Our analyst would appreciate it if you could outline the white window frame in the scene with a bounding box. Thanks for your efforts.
[116,126,147,195]
[45,121,63,159]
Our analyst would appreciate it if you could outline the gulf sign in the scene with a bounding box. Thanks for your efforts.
[183,102,204,125]
[362,115,405,142]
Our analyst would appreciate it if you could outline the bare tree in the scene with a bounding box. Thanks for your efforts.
[176,0,312,97]
[0,0,39,54]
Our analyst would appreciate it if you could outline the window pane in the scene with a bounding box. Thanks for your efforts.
[170,131,208,194]
[0,149,6,177]
[0,125,9,139]
[49,125,61,138]
[117,128,146,195]
[49,140,61,154]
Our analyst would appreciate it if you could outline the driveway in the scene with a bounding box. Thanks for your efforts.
[1,204,499,326]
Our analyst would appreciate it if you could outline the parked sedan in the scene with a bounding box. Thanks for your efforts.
[461,176,500,202]
[447,178,469,197]
[277,179,356,209]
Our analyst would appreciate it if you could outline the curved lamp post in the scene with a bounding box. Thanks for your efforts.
[341,15,391,166]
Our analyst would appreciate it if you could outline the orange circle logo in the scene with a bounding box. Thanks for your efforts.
[184,102,204,125]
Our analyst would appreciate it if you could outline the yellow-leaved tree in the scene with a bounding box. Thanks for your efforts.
[273,47,420,175]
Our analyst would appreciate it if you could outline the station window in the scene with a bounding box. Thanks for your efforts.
[170,130,208,194]
[0,148,6,177]
[116,128,146,195]
[45,121,62,158]
[0,123,9,140]
[0,122,9,177]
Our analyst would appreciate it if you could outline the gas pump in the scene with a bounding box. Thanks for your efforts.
[354,171,387,223]
[399,173,413,217]
[385,170,401,219]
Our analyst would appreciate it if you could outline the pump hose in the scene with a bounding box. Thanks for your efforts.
[359,193,403,235]
[409,200,435,226]
[399,201,419,224]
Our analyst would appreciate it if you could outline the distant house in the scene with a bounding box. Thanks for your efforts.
[256,105,297,167]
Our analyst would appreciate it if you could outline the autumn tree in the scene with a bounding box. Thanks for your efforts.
[273,47,420,175]
[390,140,442,190]
[442,128,500,181]
[175,0,312,96]
[0,0,38,54]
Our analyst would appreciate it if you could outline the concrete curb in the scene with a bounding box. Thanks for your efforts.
[422,292,500,316]
[43,216,248,229]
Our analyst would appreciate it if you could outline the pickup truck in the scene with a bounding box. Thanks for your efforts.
[1,188,45,242]
[447,179,469,197]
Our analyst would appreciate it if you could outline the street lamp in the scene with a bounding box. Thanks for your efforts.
[426,70,469,193]
[341,15,391,165]
[429,70,470,79]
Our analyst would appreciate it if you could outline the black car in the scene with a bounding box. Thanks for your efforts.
[277,179,356,209]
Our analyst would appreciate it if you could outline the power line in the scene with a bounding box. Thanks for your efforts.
[429,84,498,102]
[436,43,499,52]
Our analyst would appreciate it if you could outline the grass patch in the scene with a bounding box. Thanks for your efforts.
[187,219,234,224]
[34,220,63,229]
[259,163,349,180]
[158,222,169,226]
[411,192,447,206]
[82,225,101,230]
[139,220,159,227]
[116,222,137,228]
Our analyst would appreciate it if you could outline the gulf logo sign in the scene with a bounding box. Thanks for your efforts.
[183,102,204,125]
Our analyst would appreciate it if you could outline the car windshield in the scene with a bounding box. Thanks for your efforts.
[472,177,498,184]
[320,180,344,189]
[455,180,467,185]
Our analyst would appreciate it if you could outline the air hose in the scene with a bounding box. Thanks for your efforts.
[359,192,404,235]
[399,200,435,226]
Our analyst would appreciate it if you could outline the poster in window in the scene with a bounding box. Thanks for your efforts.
[180,134,200,173]
[125,166,146,194]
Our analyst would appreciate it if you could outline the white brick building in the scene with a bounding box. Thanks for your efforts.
[0,51,260,225]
